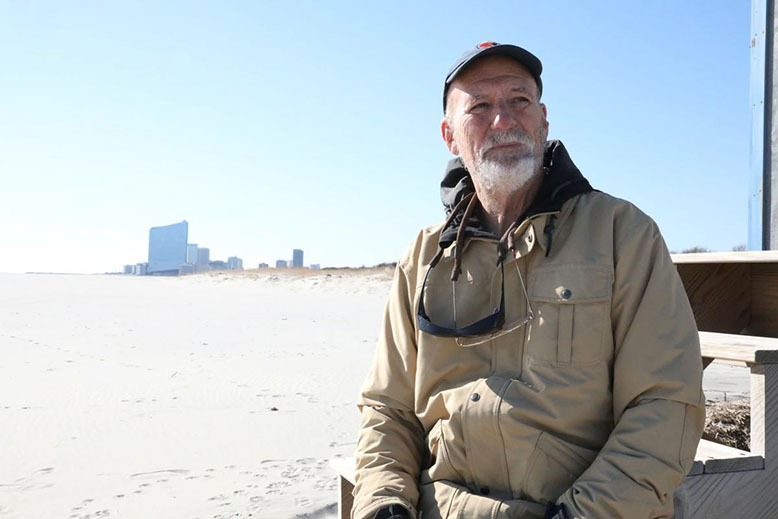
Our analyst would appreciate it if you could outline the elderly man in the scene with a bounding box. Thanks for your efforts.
[352,42,705,519]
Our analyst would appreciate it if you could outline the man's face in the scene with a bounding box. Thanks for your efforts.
[442,56,549,195]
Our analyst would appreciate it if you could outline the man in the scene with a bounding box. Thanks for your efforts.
[353,42,705,519]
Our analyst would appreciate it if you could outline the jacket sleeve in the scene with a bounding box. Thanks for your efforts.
[352,261,425,519]
[556,204,705,517]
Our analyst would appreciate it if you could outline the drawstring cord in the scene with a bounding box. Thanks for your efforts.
[450,192,479,281]
[427,191,475,272]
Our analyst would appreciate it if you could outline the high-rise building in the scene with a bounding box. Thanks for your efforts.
[196,247,210,270]
[227,256,243,270]
[186,244,199,265]
[292,249,304,268]
[276,259,288,268]
[148,221,188,274]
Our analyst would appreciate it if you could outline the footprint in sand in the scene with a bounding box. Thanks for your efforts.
[295,496,314,508]
[130,469,189,480]
[265,480,292,494]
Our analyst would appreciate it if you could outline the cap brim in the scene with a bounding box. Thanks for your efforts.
[443,44,543,111]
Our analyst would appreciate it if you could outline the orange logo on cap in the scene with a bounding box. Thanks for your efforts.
[477,41,499,48]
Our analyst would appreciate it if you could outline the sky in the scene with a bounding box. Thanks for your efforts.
[0,1,754,273]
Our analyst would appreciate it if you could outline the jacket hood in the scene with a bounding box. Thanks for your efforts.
[438,140,593,249]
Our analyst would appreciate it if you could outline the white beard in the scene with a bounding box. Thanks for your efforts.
[470,130,543,195]
[475,155,539,194]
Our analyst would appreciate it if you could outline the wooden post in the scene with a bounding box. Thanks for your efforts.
[750,363,778,459]
[752,0,778,249]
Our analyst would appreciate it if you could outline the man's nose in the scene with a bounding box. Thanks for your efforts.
[491,101,519,130]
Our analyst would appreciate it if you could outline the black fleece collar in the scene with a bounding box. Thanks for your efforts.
[438,140,593,249]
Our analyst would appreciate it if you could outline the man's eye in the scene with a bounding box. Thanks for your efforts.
[470,102,489,112]
[510,97,530,106]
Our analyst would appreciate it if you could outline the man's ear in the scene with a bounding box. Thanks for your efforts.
[538,103,550,139]
[441,118,459,155]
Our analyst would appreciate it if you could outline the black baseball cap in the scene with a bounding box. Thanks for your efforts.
[443,41,543,111]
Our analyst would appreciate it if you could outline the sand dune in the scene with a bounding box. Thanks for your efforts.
[0,269,746,518]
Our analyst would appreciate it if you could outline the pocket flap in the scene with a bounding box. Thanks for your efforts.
[529,265,613,304]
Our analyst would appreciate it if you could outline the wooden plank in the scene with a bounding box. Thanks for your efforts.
[675,263,750,334]
[686,460,704,476]
[694,439,765,474]
[750,263,778,337]
[339,476,354,519]
[699,331,778,365]
[331,456,356,484]
[671,250,778,263]
[703,456,764,473]
[750,364,778,461]
[676,468,776,517]
[331,458,356,519]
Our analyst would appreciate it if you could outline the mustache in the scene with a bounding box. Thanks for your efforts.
[479,130,534,157]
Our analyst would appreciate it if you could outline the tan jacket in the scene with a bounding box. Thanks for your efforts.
[354,147,704,519]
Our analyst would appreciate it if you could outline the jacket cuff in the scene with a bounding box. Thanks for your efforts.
[374,503,411,519]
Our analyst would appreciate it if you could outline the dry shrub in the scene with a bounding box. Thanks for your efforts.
[703,399,750,451]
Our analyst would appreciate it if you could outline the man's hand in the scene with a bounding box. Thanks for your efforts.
[545,502,571,519]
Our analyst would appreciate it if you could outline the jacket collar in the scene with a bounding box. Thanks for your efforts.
[437,140,593,250]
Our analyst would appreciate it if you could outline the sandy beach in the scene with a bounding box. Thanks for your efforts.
[0,270,748,519]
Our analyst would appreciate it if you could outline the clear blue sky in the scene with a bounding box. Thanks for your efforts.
[0,1,752,273]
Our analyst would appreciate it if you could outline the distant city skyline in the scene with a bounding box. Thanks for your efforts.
[124,219,315,275]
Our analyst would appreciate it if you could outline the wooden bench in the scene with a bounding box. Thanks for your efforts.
[673,252,778,518]
[673,331,778,517]
[648,327,778,514]
[334,252,778,518]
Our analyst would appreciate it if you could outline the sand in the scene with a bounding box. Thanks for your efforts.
[1,270,391,519]
[0,270,748,519]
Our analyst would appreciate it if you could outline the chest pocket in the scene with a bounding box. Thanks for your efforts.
[526,265,613,366]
